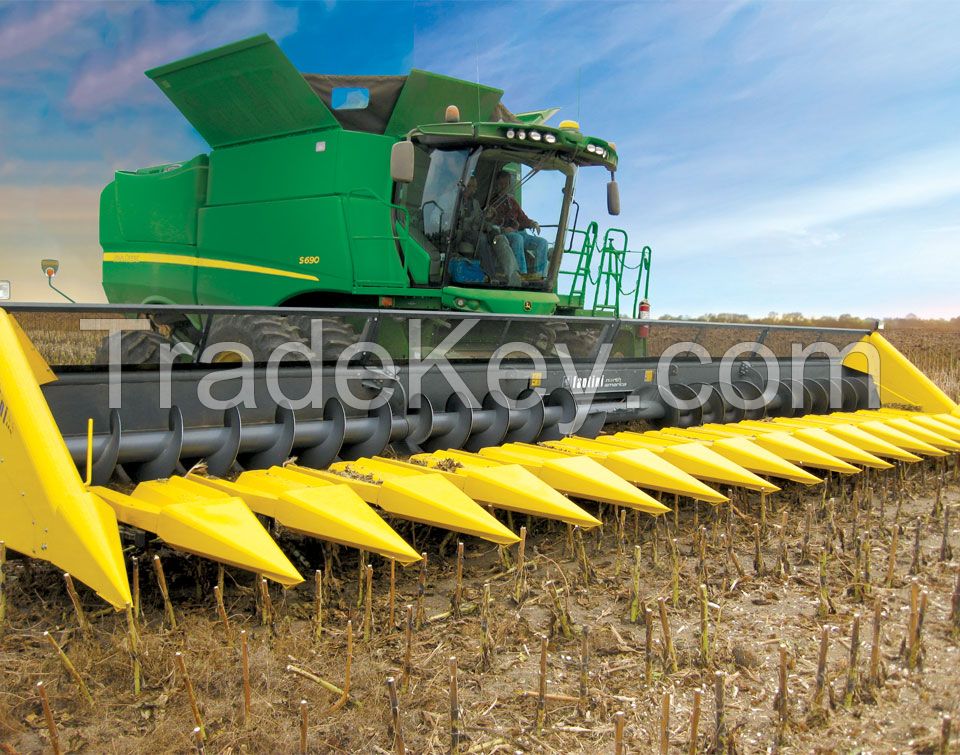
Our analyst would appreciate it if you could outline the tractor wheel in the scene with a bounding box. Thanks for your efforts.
[286,315,358,361]
[204,314,316,363]
[532,323,559,356]
[94,328,180,366]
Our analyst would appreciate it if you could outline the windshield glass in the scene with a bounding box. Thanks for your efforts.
[396,147,473,255]
[397,145,573,291]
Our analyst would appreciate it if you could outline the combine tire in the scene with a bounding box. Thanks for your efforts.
[286,315,358,361]
[94,328,180,365]
[205,314,316,363]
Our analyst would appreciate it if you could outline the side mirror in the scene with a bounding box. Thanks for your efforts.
[391,141,415,184]
[607,180,621,216]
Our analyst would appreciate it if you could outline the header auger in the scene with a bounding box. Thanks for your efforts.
[2,34,959,607]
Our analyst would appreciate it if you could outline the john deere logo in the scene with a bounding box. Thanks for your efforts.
[523,300,532,312]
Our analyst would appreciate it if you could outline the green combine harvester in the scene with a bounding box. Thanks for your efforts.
[99,34,649,361]
[2,34,957,608]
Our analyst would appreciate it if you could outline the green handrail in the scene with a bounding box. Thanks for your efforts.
[559,222,653,318]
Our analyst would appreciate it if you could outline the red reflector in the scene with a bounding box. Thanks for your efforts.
[380,296,394,307]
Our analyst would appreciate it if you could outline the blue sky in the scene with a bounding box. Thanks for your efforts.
[1,1,959,317]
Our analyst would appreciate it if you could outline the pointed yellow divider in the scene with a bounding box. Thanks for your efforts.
[702,424,861,475]
[832,410,960,452]
[765,416,921,463]
[839,417,947,457]
[637,431,795,488]
[875,411,960,443]
[872,416,960,452]
[93,478,302,586]
[476,443,670,515]
[919,415,960,442]
[739,420,892,470]
[187,471,420,565]
[804,417,923,462]
[844,331,958,414]
[932,413,960,433]
[405,452,601,529]
[595,432,780,493]
[654,428,822,485]
[0,309,130,608]
[543,436,729,504]
[289,460,519,545]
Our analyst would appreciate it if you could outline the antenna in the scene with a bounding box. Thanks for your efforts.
[577,66,582,124]
[475,41,481,121]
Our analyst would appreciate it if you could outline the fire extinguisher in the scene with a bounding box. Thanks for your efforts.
[638,298,650,338]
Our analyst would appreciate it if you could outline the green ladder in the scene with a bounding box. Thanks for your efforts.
[559,223,652,318]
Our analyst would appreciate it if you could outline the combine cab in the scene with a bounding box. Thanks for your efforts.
[2,35,959,607]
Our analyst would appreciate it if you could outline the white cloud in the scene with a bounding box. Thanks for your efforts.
[65,2,299,115]
[0,3,101,62]
[0,102,207,186]
[0,3,143,91]
[642,141,960,257]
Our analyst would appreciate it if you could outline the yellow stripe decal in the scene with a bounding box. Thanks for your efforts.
[103,252,320,283]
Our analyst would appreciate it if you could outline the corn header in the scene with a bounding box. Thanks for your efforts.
[2,35,958,608]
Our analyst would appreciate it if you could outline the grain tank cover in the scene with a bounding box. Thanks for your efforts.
[147,34,514,143]
[146,34,340,148]
[383,70,505,136]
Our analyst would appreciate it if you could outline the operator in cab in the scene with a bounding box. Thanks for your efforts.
[454,176,521,287]
[485,170,549,278]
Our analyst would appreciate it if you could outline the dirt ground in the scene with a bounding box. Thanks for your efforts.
[2,457,959,754]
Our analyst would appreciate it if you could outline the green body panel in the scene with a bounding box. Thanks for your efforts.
[398,231,432,286]
[205,131,341,206]
[196,198,351,302]
[346,195,407,287]
[101,250,198,305]
[100,34,638,318]
[555,293,585,312]
[107,155,209,245]
[100,162,203,304]
[442,288,558,315]
[514,108,561,125]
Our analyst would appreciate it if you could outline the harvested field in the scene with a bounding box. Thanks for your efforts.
[886,329,960,403]
[2,464,959,753]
